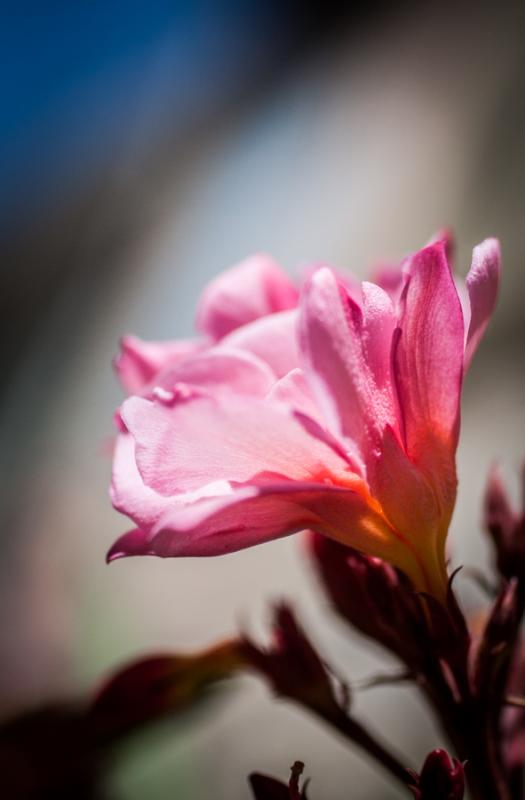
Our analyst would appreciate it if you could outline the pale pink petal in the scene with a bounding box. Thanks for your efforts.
[267,369,355,467]
[110,433,172,531]
[108,480,425,587]
[464,238,501,369]
[106,484,328,560]
[221,310,299,377]
[154,347,276,399]
[299,268,398,465]
[196,254,298,340]
[114,335,204,394]
[110,435,242,532]
[292,410,360,471]
[360,281,398,393]
[143,484,313,556]
[121,394,355,496]
[393,242,464,467]
[268,368,320,421]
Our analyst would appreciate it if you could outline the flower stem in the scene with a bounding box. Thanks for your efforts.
[320,709,413,790]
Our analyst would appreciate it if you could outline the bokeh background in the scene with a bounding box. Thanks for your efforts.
[1,2,524,797]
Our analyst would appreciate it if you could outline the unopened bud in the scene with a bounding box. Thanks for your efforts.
[309,534,427,669]
[249,760,308,799]
[409,749,465,799]
[471,579,520,700]
[484,466,525,581]
[242,603,345,721]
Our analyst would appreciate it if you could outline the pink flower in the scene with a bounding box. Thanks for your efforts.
[109,236,500,599]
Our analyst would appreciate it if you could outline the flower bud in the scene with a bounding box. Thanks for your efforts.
[92,641,243,734]
[309,533,428,668]
[501,642,525,795]
[242,603,346,721]
[484,466,525,581]
[471,578,520,701]
[249,761,309,800]
[409,749,465,799]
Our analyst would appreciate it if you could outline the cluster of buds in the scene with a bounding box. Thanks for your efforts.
[308,534,471,710]
[300,468,525,800]
[243,496,525,800]
[4,471,524,799]
[248,752,465,800]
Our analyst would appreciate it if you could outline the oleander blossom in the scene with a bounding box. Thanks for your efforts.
[109,236,500,599]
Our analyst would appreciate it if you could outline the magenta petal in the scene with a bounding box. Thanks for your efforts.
[394,242,464,463]
[464,238,501,369]
[426,228,455,263]
[107,528,154,562]
[196,254,298,340]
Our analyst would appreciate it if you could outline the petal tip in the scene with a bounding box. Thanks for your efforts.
[106,547,126,564]
[107,528,152,563]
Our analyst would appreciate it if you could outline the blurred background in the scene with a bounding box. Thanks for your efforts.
[1,1,524,797]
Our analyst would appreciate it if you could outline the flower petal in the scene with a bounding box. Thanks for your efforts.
[110,431,238,537]
[368,425,450,598]
[121,394,355,496]
[393,242,464,467]
[110,433,172,531]
[196,254,298,340]
[110,479,425,587]
[268,368,320,421]
[112,391,431,587]
[154,347,277,399]
[299,268,398,466]
[427,228,455,262]
[221,310,299,377]
[464,238,501,369]
[108,483,320,560]
[114,335,203,394]
[107,527,155,561]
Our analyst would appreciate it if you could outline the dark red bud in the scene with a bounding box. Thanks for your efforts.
[92,641,243,735]
[249,761,309,800]
[484,466,525,581]
[309,534,429,668]
[242,603,345,721]
[410,749,465,800]
[471,579,520,700]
